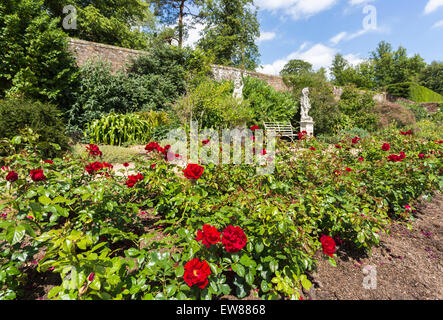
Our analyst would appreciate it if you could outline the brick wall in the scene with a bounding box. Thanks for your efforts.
[68,38,290,91]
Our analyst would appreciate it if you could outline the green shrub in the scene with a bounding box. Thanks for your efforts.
[242,76,298,126]
[66,60,153,136]
[386,82,443,103]
[173,78,254,129]
[0,0,78,106]
[0,98,70,158]
[338,86,380,132]
[85,112,169,146]
[306,85,341,136]
[126,45,187,110]
[409,84,443,103]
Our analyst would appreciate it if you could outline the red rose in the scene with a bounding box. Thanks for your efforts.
[320,235,336,257]
[5,171,18,182]
[345,168,352,172]
[221,225,247,253]
[151,164,157,169]
[202,139,210,145]
[184,258,211,289]
[352,137,361,144]
[125,173,144,188]
[309,147,316,151]
[196,225,221,248]
[382,143,390,151]
[418,153,426,160]
[260,149,267,155]
[123,162,130,167]
[250,125,260,131]
[183,163,204,180]
[86,144,102,157]
[145,142,160,153]
[298,131,308,140]
[333,170,341,176]
[358,157,364,162]
[30,169,46,182]
[44,160,54,164]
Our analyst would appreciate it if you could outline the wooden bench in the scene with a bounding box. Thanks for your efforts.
[263,121,298,142]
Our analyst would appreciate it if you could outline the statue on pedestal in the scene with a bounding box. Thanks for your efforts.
[300,87,314,136]
[233,72,244,102]
[300,87,313,121]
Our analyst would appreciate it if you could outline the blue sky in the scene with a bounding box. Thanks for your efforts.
[253,0,443,75]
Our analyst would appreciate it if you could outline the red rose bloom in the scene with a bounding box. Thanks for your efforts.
[202,139,210,145]
[6,171,18,182]
[184,258,211,289]
[309,147,316,151]
[382,143,391,151]
[352,137,361,144]
[320,235,336,257]
[123,162,130,167]
[145,142,160,153]
[125,173,144,188]
[358,157,365,162]
[250,125,260,131]
[418,153,426,160]
[86,144,102,157]
[260,149,267,155]
[221,225,247,253]
[183,163,204,180]
[196,225,221,248]
[30,169,46,182]
[345,168,352,172]
[44,160,54,164]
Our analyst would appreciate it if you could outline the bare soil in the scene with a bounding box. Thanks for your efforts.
[305,192,442,300]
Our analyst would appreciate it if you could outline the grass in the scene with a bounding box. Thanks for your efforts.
[72,144,141,164]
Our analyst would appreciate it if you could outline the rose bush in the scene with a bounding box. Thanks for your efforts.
[0,124,441,300]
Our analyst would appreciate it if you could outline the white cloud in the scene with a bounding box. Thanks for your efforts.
[343,53,365,66]
[348,0,375,5]
[258,43,339,75]
[255,0,338,20]
[424,0,443,14]
[432,19,443,28]
[330,32,348,45]
[258,31,277,43]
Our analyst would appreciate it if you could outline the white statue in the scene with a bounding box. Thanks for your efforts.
[300,87,313,121]
[233,72,244,101]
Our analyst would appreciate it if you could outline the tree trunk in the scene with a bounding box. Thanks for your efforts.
[178,0,185,48]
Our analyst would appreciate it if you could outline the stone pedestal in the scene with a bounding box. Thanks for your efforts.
[300,119,314,137]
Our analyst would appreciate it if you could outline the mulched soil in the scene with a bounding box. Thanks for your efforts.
[306,192,442,300]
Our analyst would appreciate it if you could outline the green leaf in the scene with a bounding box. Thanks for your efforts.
[269,260,278,273]
[231,263,245,277]
[38,196,52,206]
[239,254,255,267]
[245,271,255,285]
[9,224,26,245]
[300,275,312,290]
[328,257,337,267]
[221,284,231,295]
[260,280,270,293]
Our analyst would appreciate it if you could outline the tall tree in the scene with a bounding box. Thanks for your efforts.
[280,59,313,76]
[419,61,443,95]
[197,0,260,71]
[43,0,156,49]
[371,41,426,87]
[151,0,204,48]
[330,54,349,86]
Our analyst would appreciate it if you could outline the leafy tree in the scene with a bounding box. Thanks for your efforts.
[43,0,156,49]
[0,0,78,105]
[419,61,443,95]
[280,59,313,76]
[151,0,205,48]
[371,41,426,87]
[330,54,349,86]
[197,0,260,70]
